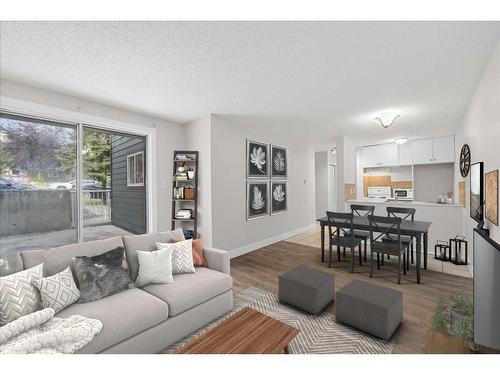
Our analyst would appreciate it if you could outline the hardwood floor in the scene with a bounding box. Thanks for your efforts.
[230,240,473,354]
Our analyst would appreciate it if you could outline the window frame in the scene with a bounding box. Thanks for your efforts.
[127,151,145,187]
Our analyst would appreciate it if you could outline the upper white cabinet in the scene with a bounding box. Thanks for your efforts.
[379,143,398,166]
[398,143,412,165]
[362,143,398,167]
[412,136,454,164]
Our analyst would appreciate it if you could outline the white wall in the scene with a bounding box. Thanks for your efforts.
[315,151,329,218]
[414,163,454,202]
[0,79,184,232]
[210,115,316,254]
[183,116,213,246]
[454,42,500,269]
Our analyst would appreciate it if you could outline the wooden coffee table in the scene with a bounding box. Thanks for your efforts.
[175,307,299,354]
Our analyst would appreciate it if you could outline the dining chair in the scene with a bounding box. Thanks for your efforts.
[326,211,363,273]
[368,215,408,284]
[346,204,375,263]
[384,206,416,270]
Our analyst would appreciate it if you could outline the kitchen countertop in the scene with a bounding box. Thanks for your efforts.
[347,199,464,208]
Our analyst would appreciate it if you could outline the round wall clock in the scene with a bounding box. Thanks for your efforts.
[460,144,471,177]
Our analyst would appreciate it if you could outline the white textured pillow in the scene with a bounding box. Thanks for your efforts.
[33,267,80,313]
[157,239,195,274]
[135,247,174,287]
[0,264,43,326]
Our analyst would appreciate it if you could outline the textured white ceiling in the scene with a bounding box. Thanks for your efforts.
[1,21,499,145]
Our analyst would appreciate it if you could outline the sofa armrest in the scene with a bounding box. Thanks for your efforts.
[203,247,230,275]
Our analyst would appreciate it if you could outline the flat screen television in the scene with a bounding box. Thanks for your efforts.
[470,161,484,222]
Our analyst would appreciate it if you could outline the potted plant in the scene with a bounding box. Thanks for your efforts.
[449,293,473,342]
[431,293,476,352]
[446,191,453,204]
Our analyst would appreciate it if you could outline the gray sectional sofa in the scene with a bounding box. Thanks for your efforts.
[17,230,233,354]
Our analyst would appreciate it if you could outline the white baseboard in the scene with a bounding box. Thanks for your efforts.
[229,223,317,259]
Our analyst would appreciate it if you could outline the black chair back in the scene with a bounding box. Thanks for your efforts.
[326,211,354,240]
[350,204,375,217]
[368,215,402,247]
[387,206,415,221]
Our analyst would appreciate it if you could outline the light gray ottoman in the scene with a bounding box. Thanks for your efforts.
[279,266,335,314]
[336,280,402,340]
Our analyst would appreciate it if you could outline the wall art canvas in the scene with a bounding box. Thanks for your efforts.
[271,145,288,178]
[485,169,498,225]
[247,181,269,220]
[247,140,269,178]
[271,181,287,215]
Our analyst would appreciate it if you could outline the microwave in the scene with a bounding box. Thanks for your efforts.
[393,188,414,201]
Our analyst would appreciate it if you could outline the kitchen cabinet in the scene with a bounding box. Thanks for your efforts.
[362,143,398,167]
[412,136,454,164]
[398,143,412,165]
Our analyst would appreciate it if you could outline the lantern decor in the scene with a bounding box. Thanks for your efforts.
[450,235,468,265]
[434,240,450,261]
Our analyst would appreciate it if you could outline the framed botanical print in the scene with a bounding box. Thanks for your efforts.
[247,140,269,178]
[271,144,287,178]
[246,181,269,220]
[271,181,287,215]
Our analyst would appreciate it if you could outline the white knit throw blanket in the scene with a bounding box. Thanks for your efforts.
[0,308,102,354]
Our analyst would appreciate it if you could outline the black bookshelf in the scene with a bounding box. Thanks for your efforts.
[171,150,199,238]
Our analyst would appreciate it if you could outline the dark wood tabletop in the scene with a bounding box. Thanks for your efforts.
[317,216,432,236]
[317,215,432,283]
[175,307,299,354]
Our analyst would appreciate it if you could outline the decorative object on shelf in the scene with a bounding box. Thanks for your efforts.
[246,181,269,220]
[184,187,195,200]
[271,144,288,178]
[446,191,453,204]
[449,235,468,265]
[374,112,400,129]
[459,144,471,177]
[176,209,193,219]
[271,181,287,215]
[171,151,198,237]
[247,140,269,178]
[434,240,450,261]
[485,169,498,226]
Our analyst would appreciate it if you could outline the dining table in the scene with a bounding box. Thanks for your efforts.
[317,216,432,284]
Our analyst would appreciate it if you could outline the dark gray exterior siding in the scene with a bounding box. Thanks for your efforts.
[110,134,146,234]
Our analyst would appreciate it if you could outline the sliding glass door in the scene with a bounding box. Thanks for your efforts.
[0,113,77,255]
[0,112,147,255]
[82,126,146,241]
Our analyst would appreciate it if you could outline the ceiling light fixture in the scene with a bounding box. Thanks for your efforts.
[374,113,401,129]
[395,138,408,145]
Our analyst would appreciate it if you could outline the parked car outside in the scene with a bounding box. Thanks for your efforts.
[48,179,102,190]
[0,176,37,190]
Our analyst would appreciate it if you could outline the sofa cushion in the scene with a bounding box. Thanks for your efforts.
[0,253,24,277]
[20,237,124,277]
[123,229,185,281]
[56,288,169,353]
[141,267,232,316]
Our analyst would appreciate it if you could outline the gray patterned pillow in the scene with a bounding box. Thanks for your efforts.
[73,247,131,303]
[157,239,195,274]
[0,264,43,326]
[34,267,80,313]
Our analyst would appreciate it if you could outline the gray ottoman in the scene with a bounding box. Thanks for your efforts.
[279,266,335,314]
[336,280,402,340]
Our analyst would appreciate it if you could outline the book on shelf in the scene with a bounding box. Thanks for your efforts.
[176,209,193,219]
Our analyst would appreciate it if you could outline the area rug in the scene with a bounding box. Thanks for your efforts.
[164,287,394,354]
